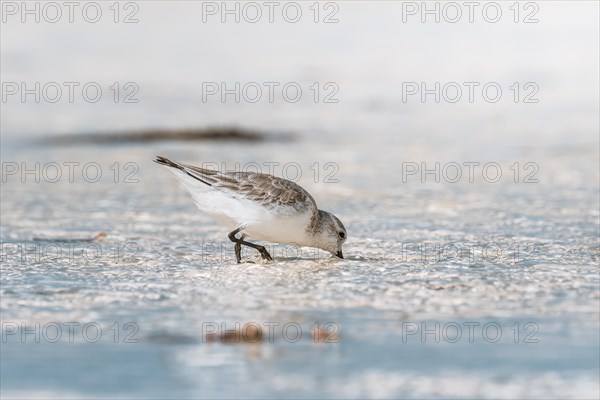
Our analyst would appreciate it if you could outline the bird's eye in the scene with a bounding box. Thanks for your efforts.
[339,232,345,239]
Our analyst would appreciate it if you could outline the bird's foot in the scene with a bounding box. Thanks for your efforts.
[258,248,273,261]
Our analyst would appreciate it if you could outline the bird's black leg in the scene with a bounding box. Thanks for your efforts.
[236,233,249,262]
[228,228,273,262]
[233,233,273,261]
[234,242,242,263]
[228,228,244,263]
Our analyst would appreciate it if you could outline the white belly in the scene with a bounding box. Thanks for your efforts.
[242,209,313,246]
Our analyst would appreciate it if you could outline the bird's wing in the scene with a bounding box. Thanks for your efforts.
[154,156,318,216]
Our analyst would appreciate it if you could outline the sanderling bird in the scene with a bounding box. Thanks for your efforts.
[154,156,346,262]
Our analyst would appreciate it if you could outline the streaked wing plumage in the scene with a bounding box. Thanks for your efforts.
[155,156,318,216]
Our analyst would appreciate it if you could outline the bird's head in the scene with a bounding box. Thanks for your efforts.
[313,210,346,259]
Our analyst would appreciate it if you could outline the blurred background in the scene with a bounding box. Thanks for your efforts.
[1,1,599,399]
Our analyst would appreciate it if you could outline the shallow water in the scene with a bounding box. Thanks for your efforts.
[1,1,599,399]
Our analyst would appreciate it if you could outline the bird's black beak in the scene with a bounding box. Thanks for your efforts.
[336,251,344,259]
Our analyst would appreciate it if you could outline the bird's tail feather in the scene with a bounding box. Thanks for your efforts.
[154,155,213,186]
[154,155,184,170]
